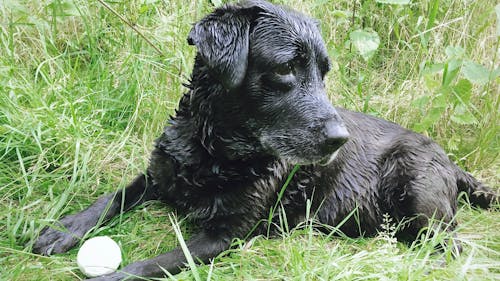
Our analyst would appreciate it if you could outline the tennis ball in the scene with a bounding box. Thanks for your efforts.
[77,236,122,277]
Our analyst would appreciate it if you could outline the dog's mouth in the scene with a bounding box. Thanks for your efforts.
[260,138,346,166]
[259,126,347,166]
[291,149,341,166]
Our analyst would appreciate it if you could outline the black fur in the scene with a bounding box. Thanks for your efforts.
[33,1,497,280]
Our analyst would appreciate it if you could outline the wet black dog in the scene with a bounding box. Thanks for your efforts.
[33,1,497,280]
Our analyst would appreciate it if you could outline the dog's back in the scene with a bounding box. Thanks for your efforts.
[278,107,497,240]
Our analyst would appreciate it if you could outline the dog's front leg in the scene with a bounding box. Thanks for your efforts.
[33,174,157,255]
[88,231,231,280]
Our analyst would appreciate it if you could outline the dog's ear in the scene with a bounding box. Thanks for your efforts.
[187,4,261,90]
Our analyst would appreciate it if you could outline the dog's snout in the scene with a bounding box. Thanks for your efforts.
[322,119,349,152]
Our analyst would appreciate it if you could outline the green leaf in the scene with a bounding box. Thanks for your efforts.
[375,0,411,4]
[452,79,472,104]
[421,62,444,76]
[427,106,446,122]
[461,60,490,85]
[411,95,431,110]
[413,105,445,132]
[450,104,477,124]
[447,58,463,72]
[332,10,350,19]
[349,29,380,62]
[432,93,448,108]
[445,46,465,59]
[442,61,461,87]
[432,93,448,107]
[412,123,427,132]
[423,75,440,89]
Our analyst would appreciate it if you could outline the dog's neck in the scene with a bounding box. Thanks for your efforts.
[161,58,270,165]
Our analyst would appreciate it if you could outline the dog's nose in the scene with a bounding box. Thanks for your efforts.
[322,119,349,153]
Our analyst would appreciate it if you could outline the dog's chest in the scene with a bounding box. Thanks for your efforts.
[165,159,291,234]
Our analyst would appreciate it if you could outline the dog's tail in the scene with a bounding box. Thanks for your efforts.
[455,166,498,209]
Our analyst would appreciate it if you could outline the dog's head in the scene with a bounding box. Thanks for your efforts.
[187,0,349,165]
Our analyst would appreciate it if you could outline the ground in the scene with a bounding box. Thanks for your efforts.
[0,0,498,280]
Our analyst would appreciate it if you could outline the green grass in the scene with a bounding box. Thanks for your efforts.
[0,0,498,280]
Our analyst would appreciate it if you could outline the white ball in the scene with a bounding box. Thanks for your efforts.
[77,236,122,277]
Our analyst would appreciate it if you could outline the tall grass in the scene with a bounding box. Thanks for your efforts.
[0,0,498,280]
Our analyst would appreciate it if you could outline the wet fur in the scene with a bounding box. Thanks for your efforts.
[33,1,497,280]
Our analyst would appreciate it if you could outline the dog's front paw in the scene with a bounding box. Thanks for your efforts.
[33,215,86,255]
[33,226,79,255]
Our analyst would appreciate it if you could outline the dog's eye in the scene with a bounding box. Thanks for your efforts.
[273,62,294,76]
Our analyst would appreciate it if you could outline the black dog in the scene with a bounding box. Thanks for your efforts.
[33,1,497,280]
